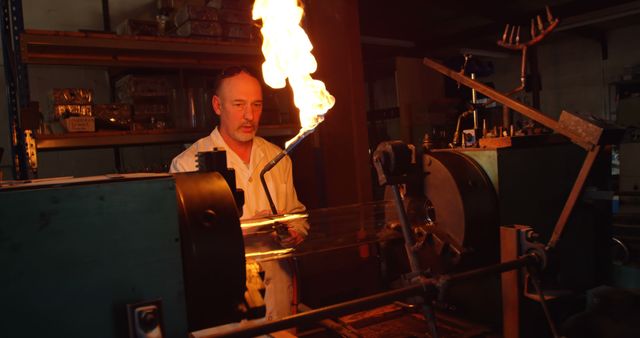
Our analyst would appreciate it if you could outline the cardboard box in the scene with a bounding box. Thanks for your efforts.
[116,19,158,36]
[176,20,223,37]
[116,75,172,102]
[61,116,95,132]
[134,104,170,116]
[53,104,92,120]
[94,104,132,124]
[175,4,219,26]
[223,23,258,40]
[51,88,93,105]
[220,9,252,24]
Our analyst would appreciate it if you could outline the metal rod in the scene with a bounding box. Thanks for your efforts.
[1,0,30,179]
[520,45,528,89]
[423,57,592,150]
[471,73,478,130]
[201,255,537,338]
[450,110,472,147]
[547,145,601,249]
[445,254,538,284]
[422,303,439,338]
[391,185,422,273]
[527,267,561,338]
[391,184,441,338]
[260,128,317,215]
[260,150,287,215]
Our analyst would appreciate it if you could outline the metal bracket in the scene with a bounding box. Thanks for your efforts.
[1,0,31,179]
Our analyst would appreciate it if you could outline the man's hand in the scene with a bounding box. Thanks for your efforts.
[253,210,307,247]
[254,209,279,218]
[276,228,304,248]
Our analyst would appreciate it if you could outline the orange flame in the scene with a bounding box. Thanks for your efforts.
[252,0,335,148]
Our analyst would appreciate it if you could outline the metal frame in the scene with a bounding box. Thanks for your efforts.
[1,0,30,179]
[423,57,613,249]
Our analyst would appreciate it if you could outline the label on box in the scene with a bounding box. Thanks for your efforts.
[61,116,96,132]
[54,104,93,120]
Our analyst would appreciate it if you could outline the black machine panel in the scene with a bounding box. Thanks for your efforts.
[174,171,246,331]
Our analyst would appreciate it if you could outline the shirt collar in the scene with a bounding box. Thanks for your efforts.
[210,127,265,171]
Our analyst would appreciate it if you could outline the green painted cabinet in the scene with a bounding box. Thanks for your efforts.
[0,175,188,338]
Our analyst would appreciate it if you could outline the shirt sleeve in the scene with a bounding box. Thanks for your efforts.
[169,144,198,173]
[169,155,186,173]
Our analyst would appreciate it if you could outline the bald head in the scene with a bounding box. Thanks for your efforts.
[212,71,264,144]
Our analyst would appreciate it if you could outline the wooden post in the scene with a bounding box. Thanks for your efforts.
[292,0,373,208]
[501,225,527,338]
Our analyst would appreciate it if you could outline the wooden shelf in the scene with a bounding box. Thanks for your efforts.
[22,30,299,151]
[20,29,263,69]
[36,125,299,150]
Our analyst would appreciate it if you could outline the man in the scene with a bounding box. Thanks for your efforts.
[170,66,307,320]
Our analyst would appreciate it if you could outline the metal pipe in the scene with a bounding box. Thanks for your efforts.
[450,110,472,147]
[391,185,421,273]
[527,267,561,338]
[471,73,478,130]
[547,145,601,249]
[391,173,439,337]
[502,105,512,129]
[260,151,287,215]
[260,128,317,215]
[442,253,538,285]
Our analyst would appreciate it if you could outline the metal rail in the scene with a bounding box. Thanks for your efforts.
[1,0,30,179]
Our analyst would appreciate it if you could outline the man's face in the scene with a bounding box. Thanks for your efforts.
[213,72,263,143]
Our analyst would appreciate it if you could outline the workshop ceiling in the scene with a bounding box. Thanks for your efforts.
[358,0,640,58]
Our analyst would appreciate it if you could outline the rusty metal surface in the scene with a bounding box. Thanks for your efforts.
[478,134,568,149]
[340,309,494,338]
[558,111,603,146]
[558,110,625,146]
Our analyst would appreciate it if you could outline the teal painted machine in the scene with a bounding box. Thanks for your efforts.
[0,175,188,338]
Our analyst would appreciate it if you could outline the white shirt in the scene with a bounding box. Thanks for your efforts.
[171,127,305,321]
[170,127,306,225]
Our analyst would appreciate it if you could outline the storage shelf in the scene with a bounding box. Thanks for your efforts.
[21,29,299,152]
[20,29,263,69]
[36,125,299,150]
